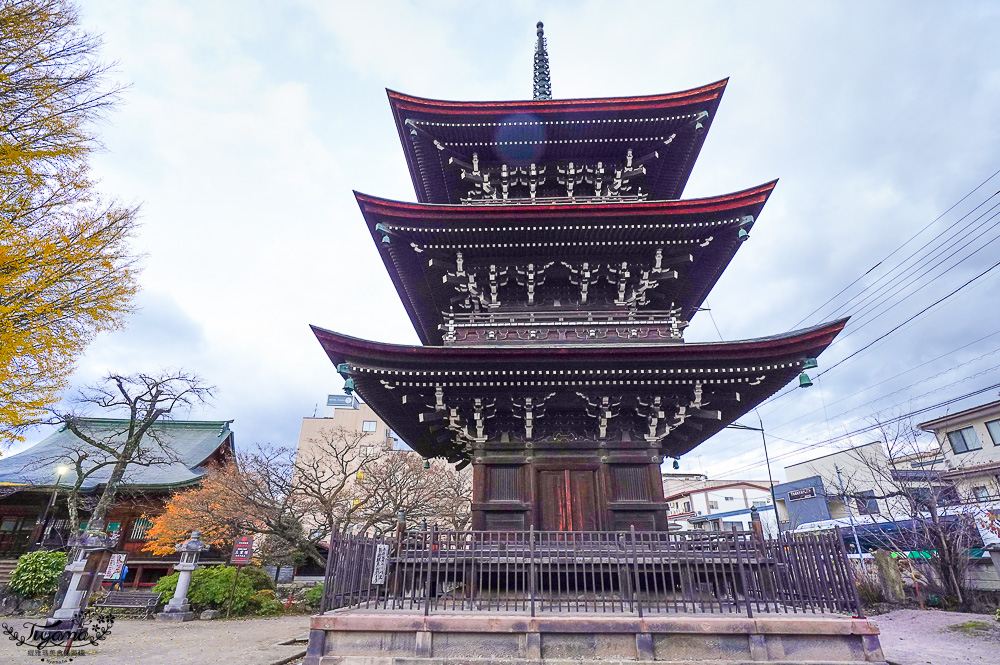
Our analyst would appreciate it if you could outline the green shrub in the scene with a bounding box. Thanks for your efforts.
[251,589,284,616]
[855,576,884,607]
[304,584,324,610]
[8,550,67,597]
[994,607,1000,622]
[240,566,276,591]
[153,565,255,615]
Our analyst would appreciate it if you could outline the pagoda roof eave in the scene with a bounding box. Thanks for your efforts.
[310,318,847,369]
[355,182,777,346]
[354,180,776,220]
[310,319,847,462]
[385,79,728,116]
[387,80,728,204]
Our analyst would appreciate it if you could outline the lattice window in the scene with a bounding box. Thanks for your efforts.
[129,517,153,541]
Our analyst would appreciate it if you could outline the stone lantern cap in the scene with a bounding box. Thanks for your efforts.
[175,530,211,553]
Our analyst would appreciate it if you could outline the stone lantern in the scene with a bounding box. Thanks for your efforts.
[52,524,112,620]
[156,530,209,622]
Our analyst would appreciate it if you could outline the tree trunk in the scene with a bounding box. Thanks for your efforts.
[87,449,133,530]
[66,492,81,534]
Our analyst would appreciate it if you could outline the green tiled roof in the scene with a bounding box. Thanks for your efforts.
[0,418,234,491]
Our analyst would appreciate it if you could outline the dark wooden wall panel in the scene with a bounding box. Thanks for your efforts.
[486,465,524,501]
[612,464,651,501]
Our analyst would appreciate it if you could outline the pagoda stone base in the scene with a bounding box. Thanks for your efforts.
[304,612,885,665]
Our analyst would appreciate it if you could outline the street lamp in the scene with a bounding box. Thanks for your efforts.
[726,411,778,521]
[33,465,69,549]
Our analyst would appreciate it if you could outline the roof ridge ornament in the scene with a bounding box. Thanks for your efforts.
[533,21,552,101]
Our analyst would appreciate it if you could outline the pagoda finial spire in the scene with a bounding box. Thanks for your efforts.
[533,21,552,101]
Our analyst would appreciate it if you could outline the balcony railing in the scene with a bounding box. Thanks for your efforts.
[321,527,862,618]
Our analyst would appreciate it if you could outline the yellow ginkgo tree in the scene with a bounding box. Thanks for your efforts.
[0,0,141,441]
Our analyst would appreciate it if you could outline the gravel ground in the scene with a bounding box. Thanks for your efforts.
[873,609,1000,665]
[0,615,309,664]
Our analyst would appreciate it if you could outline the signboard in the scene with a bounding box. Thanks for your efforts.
[370,543,390,585]
[104,553,127,580]
[327,394,358,408]
[787,487,816,502]
[231,536,254,565]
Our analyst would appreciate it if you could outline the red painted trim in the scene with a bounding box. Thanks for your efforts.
[386,80,728,116]
[354,181,776,222]
[310,318,848,366]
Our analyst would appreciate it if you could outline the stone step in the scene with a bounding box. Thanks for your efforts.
[0,558,19,585]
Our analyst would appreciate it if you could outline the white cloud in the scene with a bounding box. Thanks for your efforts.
[8,1,997,483]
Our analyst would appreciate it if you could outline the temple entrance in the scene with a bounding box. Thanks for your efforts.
[536,469,600,531]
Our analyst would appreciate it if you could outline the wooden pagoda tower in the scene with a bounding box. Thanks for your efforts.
[313,23,845,533]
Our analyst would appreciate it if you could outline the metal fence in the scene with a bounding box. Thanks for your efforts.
[321,527,862,618]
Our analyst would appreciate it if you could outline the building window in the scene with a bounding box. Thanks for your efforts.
[362,421,377,432]
[360,445,374,457]
[708,501,719,509]
[972,486,991,501]
[855,490,879,515]
[129,518,153,541]
[947,426,981,454]
[987,419,1000,445]
[683,501,691,512]
[725,496,735,502]
[752,499,769,508]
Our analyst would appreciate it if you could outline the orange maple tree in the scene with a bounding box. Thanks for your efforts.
[143,464,249,556]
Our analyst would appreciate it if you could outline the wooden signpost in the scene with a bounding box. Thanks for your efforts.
[226,535,254,618]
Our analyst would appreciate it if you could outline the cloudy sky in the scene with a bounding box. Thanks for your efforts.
[12,1,1000,481]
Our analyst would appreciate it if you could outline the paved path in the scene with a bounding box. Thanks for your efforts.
[0,615,308,664]
[872,609,1000,665]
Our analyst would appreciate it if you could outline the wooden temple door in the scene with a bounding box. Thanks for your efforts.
[537,469,600,531]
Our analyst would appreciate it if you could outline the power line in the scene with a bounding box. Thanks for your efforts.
[791,168,1000,329]
[816,256,1000,378]
[714,381,1000,478]
[825,194,1000,323]
[706,343,1000,471]
[834,203,1000,337]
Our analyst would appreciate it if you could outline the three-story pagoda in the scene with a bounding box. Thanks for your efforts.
[313,24,845,532]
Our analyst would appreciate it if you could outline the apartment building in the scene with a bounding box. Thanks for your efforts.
[662,474,776,533]
[919,398,1000,502]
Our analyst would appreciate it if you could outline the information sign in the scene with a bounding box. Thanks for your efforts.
[104,553,127,580]
[371,543,390,584]
[231,535,254,565]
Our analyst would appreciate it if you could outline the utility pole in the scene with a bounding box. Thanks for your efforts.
[835,463,863,556]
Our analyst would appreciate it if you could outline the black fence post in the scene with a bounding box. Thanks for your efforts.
[424,526,436,616]
[529,526,536,617]
[731,526,753,618]
[320,526,339,613]
[629,526,643,618]
[834,526,864,617]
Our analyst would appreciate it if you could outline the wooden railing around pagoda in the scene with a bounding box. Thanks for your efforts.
[320,527,862,618]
